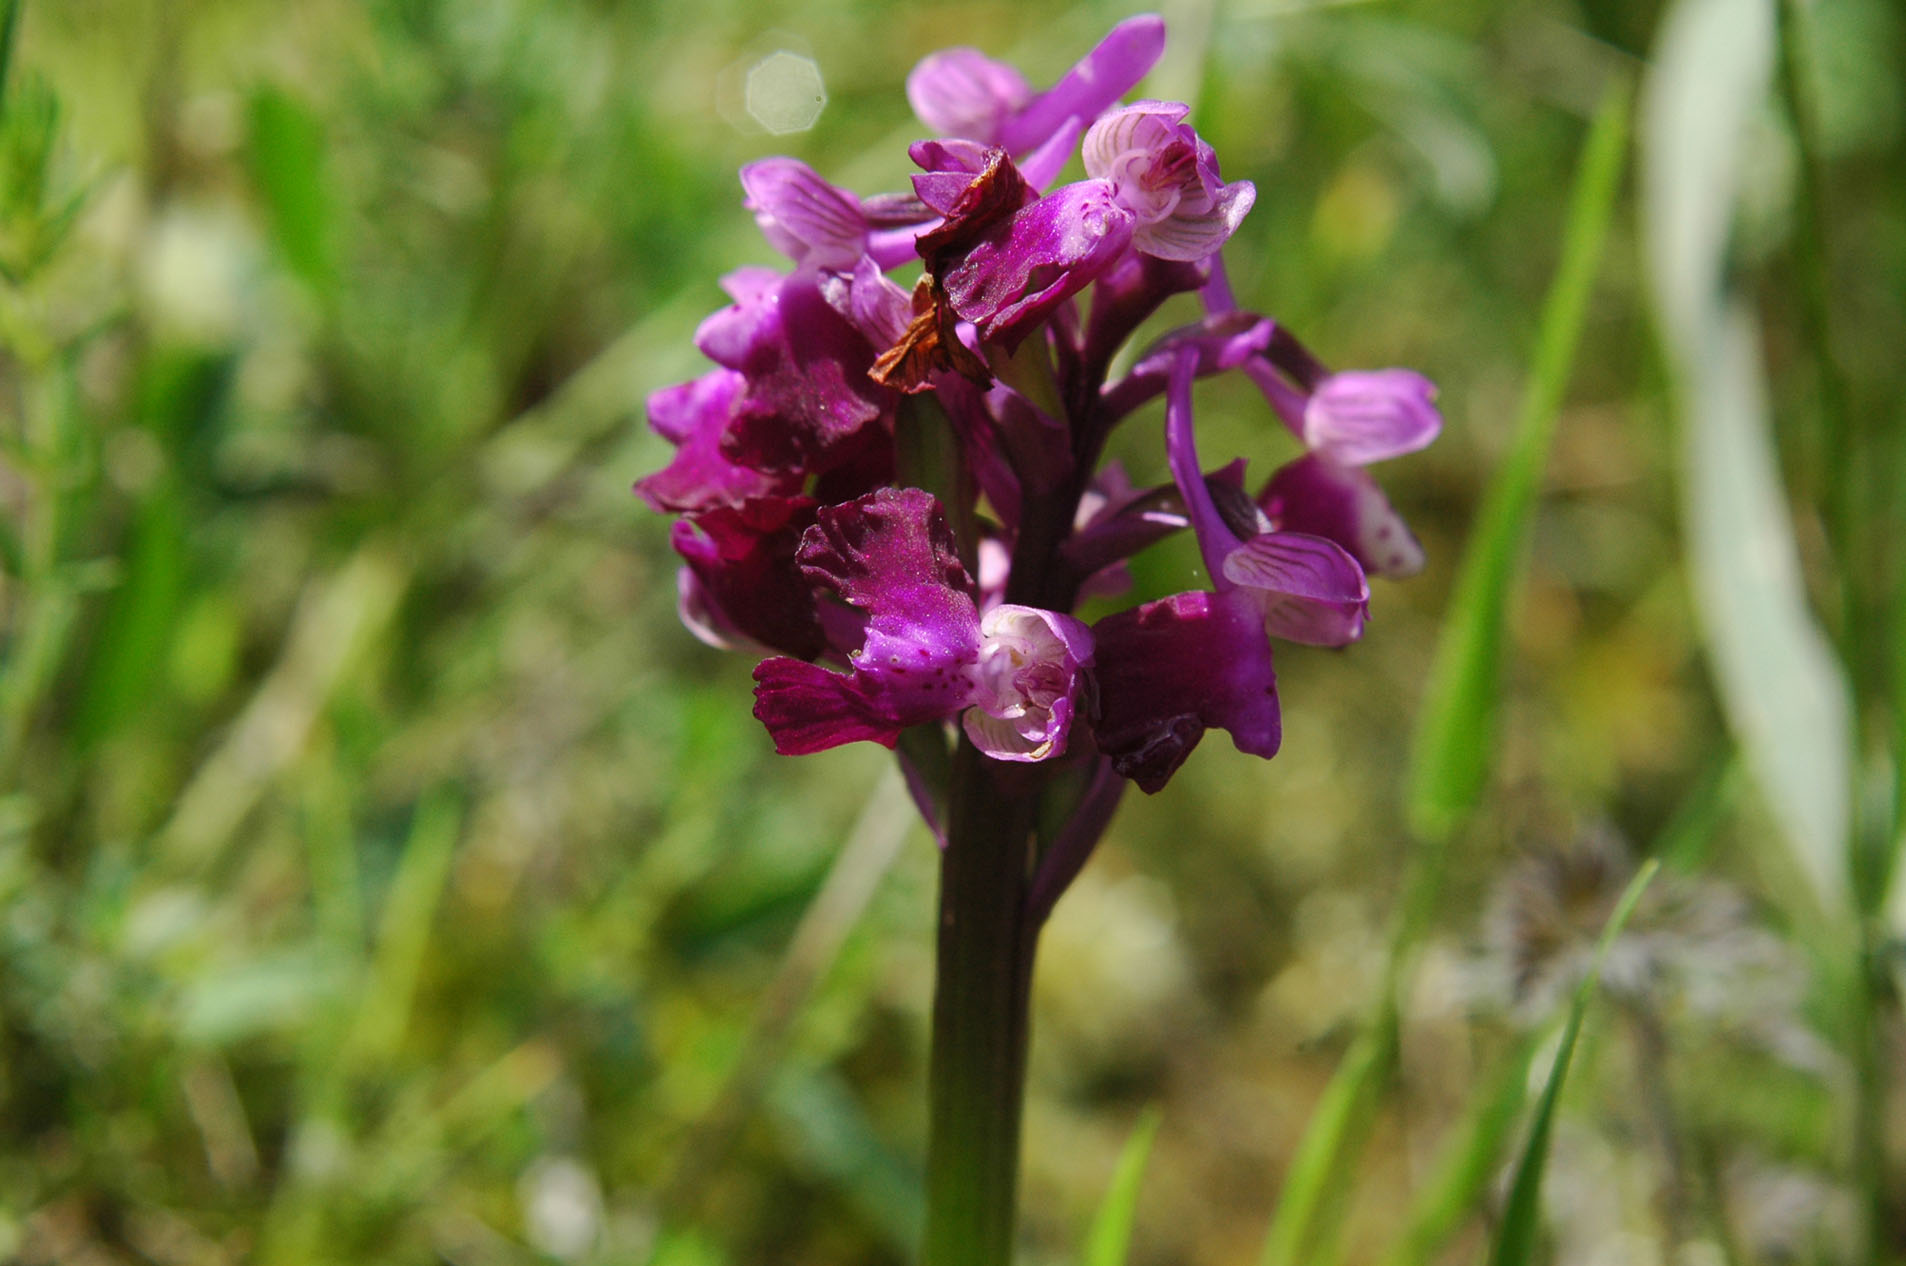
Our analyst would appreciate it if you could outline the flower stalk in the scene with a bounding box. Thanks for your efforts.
[925,742,1043,1265]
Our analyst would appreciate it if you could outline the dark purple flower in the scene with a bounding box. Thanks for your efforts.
[753,489,1092,760]
[695,267,897,477]
[1090,589,1281,792]
[672,496,827,661]
[635,370,800,514]
[1086,350,1372,793]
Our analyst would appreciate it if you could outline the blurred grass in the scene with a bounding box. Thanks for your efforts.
[0,0,1900,1264]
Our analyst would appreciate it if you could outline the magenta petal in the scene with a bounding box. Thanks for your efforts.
[740,159,867,270]
[743,492,991,759]
[848,256,914,347]
[1090,589,1281,792]
[941,179,1134,349]
[909,139,1001,212]
[671,497,825,660]
[636,371,797,514]
[910,145,1038,269]
[1221,532,1370,646]
[1258,453,1425,579]
[753,658,905,754]
[799,488,973,616]
[798,488,984,722]
[694,272,781,367]
[907,47,1031,144]
[645,368,740,445]
[1161,347,1241,580]
[719,265,782,306]
[998,15,1167,154]
[704,271,895,476]
[1302,369,1442,465]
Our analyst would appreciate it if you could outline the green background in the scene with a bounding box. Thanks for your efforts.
[2,0,1901,1262]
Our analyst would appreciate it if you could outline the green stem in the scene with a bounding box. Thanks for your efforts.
[923,739,1044,1266]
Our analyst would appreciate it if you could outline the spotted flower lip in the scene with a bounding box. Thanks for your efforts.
[752,489,1093,761]
[1082,101,1255,262]
[907,14,1166,155]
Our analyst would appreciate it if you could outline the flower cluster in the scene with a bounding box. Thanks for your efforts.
[639,16,1438,807]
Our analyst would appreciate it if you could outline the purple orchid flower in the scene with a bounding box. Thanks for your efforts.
[740,158,931,271]
[694,265,898,477]
[753,488,1093,762]
[1086,350,1375,792]
[1081,101,1256,262]
[907,15,1166,155]
[1162,348,1370,647]
[635,369,799,515]
[641,11,1442,911]
[1259,452,1426,579]
[638,20,1450,1250]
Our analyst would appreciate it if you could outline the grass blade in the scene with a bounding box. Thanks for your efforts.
[1257,85,1634,1266]
[1258,1020,1392,1266]
[1378,1033,1540,1266]
[1489,860,1659,1266]
[1085,1108,1164,1266]
[0,0,20,119]
[1406,82,1632,842]
[248,86,337,292]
